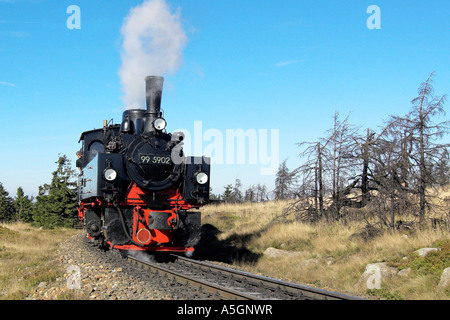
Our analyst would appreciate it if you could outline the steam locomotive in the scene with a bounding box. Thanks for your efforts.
[76,76,210,255]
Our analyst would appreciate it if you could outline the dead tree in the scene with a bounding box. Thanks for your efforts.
[324,112,359,220]
[392,72,448,224]
[296,141,326,220]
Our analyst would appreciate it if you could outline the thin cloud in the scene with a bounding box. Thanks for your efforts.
[0,0,43,3]
[0,20,38,24]
[275,59,304,67]
[9,31,30,38]
[0,81,17,88]
[0,31,31,38]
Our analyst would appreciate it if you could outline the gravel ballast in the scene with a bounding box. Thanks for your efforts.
[27,233,185,300]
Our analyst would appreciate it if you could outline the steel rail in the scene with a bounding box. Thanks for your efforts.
[171,254,363,300]
[127,255,261,300]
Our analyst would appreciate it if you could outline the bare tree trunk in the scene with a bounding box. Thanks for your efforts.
[417,79,428,224]
[400,130,410,186]
[332,113,338,219]
[318,143,324,217]
[314,158,318,213]
[361,128,370,206]
[390,171,396,231]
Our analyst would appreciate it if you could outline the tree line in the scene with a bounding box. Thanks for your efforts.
[218,72,449,229]
[0,155,77,229]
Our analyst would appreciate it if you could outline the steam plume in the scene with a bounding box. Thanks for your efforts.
[119,0,188,109]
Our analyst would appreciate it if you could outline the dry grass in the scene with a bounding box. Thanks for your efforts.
[0,222,80,299]
[201,200,288,232]
[201,201,450,300]
[2,200,448,300]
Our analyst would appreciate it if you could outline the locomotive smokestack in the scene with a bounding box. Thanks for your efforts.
[145,76,164,116]
[144,76,164,133]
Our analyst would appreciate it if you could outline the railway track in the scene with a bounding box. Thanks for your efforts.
[128,253,362,300]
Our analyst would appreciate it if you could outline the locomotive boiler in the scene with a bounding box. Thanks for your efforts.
[77,76,210,255]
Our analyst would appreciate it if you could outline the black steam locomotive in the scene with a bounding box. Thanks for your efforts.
[77,76,210,255]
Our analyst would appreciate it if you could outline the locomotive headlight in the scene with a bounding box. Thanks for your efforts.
[195,172,208,185]
[153,118,167,131]
[104,168,117,181]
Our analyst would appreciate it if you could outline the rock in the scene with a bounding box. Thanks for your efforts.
[326,258,334,266]
[397,268,411,278]
[298,258,319,267]
[263,247,303,258]
[438,267,450,288]
[414,248,440,257]
[358,262,398,289]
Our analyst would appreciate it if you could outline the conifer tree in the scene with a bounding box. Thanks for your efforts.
[32,155,78,228]
[14,187,34,222]
[274,159,298,200]
[231,179,243,203]
[222,184,233,203]
[0,182,14,222]
[13,187,33,222]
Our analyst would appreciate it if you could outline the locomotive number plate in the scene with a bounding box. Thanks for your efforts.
[140,154,172,165]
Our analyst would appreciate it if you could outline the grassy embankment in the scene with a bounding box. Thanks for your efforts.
[0,222,80,299]
[200,199,450,300]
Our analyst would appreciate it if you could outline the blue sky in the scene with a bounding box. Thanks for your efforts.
[0,0,449,198]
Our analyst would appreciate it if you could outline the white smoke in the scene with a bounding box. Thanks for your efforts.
[119,0,188,109]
